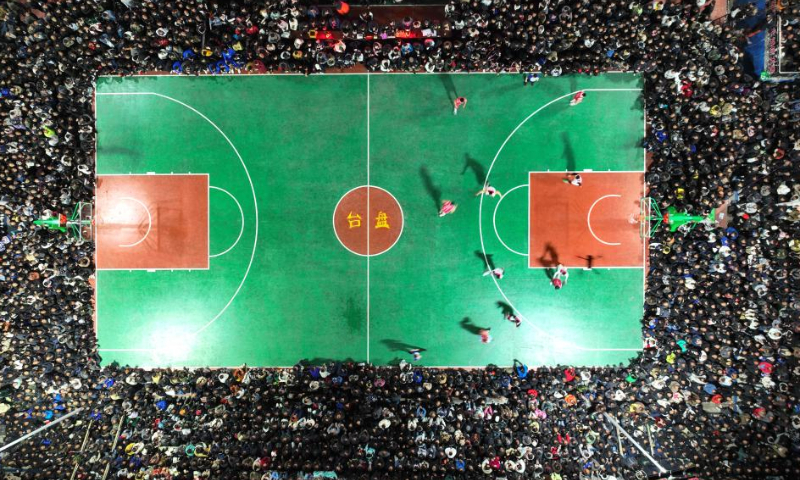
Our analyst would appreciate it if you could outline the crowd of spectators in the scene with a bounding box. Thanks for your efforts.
[779,1,800,73]
[1,0,799,479]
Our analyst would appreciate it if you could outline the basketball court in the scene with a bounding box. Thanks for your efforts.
[93,73,646,368]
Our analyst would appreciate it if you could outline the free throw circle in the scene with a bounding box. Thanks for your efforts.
[333,186,404,256]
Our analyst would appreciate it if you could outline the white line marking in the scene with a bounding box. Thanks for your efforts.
[96,92,259,337]
[526,169,644,173]
[528,266,641,269]
[492,184,528,256]
[479,88,644,353]
[366,75,370,365]
[587,194,622,246]
[117,197,152,248]
[97,173,208,176]
[93,87,98,343]
[641,149,647,303]
[207,174,210,265]
[97,71,638,78]
[95,267,208,271]
[641,92,648,304]
[208,186,244,258]
[98,348,157,352]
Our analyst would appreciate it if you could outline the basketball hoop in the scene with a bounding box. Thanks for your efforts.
[33,202,94,242]
[76,202,94,243]
[639,197,662,239]
[638,197,718,237]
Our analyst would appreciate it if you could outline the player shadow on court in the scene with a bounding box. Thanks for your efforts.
[419,166,442,213]
[381,339,426,352]
[462,154,487,186]
[342,296,363,333]
[539,243,561,279]
[460,317,489,336]
[475,250,496,272]
[631,94,644,112]
[577,254,602,271]
[496,301,514,316]
[561,132,576,172]
[440,74,458,103]
[97,145,142,160]
[538,242,560,267]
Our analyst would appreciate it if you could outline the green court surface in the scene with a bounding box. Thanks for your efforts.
[95,73,645,368]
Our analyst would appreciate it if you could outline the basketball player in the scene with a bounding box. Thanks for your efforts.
[453,96,468,115]
[439,200,458,217]
[570,91,586,106]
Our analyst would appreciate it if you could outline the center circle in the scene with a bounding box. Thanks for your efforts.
[333,185,404,256]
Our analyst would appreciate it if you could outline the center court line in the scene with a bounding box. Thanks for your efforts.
[208,186,245,258]
[116,197,152,248]
[480,88,644,353]
[96,91,258,338]
[586,194,622,246]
